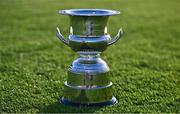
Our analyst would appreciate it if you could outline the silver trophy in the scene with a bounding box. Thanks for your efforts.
[56,9,123,106]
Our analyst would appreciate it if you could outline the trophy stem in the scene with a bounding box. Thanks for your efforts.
[78,51,100,58]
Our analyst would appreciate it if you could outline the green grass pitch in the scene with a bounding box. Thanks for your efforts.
[0,0,179,113]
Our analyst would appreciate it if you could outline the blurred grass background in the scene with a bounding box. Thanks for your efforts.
[0,0,180,113]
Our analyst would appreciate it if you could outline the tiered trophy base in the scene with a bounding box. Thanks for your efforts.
[60,52,117,107]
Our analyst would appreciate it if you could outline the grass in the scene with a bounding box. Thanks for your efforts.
[0,0,180,113]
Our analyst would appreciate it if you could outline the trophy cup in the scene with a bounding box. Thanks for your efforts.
[56,9,123,106]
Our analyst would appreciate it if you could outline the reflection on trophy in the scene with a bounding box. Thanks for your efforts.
[56,9,123,106]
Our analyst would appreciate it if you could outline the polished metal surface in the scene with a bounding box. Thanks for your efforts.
[59,9,120,16]
[56,9,123,107]
[60,96,117,107]
[56,28,123,52]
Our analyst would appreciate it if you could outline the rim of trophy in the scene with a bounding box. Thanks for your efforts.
[59,9,120,16]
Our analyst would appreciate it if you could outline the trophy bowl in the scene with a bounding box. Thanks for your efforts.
[56,9,123,107]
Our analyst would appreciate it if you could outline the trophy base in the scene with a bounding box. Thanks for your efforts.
[60,52,117,107]
[60,96,118,107]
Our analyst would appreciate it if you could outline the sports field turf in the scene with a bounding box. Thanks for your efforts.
[0,0,179,113]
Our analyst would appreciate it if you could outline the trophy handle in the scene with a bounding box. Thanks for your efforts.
[108,28,123,46]
[56,27,69,45]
